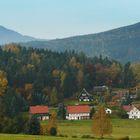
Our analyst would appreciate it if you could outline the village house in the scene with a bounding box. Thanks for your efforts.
[105,108,112,114]
[93,85,109,94]
[29,105,49,120]
[113,89,129,100]
[130,87,139,99]
[78,88,93,102]
[108,89,130,107]
[66,105,91,120]
[108,101,119,107]
[122,105,140,119]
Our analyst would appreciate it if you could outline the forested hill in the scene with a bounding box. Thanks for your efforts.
[0,44,138,108]
[23,22,140,63]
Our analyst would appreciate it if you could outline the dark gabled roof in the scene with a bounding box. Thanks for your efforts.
[78,88,92,98]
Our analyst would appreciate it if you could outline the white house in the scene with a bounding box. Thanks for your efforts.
[105,108,112,114]
[66,105,90,120]
[78,88,93,102]
[123,105,140,119]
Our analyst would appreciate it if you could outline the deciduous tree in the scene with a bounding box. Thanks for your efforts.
[47,112,57,136]
[92,105,112,138]
[0,70,8,96]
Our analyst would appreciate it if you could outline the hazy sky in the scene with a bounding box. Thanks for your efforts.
[0,0,140,39]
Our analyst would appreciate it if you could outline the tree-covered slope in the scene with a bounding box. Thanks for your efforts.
[23,22,140,63]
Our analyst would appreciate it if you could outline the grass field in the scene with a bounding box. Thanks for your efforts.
[0,119,140,140]
[63,99,93,105]
[46,119,140,139]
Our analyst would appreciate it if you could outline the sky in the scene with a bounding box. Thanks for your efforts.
[0,0,140,39]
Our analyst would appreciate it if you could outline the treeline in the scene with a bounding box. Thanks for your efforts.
[0,44,138,106]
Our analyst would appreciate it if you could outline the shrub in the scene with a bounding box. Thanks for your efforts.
[58,134,65,137]
[118,136,129,140]
[25,116,40,135]
[81,135,91,138]
[58,134,68,137]
[72,135,77,138]
[50,127,57,136]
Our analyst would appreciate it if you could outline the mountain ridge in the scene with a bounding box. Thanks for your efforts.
[23,22,140,63]
[1,22,140,63]
[0,25,36,44]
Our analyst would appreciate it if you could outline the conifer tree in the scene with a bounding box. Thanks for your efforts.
[25,116,40,135]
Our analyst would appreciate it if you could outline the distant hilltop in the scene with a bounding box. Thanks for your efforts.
[0,25,36,44]
[1,22,140,63]
[23,22,140,63]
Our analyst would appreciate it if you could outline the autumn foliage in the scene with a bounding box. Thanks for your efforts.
[0,70,8,96]
[92,105,112,138]
[46,112,57,136]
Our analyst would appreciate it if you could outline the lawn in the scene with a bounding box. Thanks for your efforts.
[0,134,87,140]
[48,102,140,139]
[112,119,140,139]
[0,119,140,140]
[54,119,140,139]
[63,99,92,105]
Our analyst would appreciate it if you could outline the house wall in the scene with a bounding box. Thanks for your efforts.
[128,107,140,119]
[79,99,90,102]
[66,113,90,120]
[33,114,49,120]
[105,108,112,114]
[42,116,49,120]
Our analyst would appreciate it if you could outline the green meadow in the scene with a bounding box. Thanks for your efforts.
[0,119,140,140]
[58,119,140,139]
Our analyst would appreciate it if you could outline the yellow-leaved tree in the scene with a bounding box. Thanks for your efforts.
[31,52,40,64]
[3,43,20,54]
[47,112,58,136]
[24,83,33,100]
[60,71,66,88]
[92,105,112,138]
[0,70,8,96]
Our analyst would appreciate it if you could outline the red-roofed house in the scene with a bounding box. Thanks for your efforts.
[122,105,133,112]
[66,105,90,120]
[122,105,140,119]
[29,105,49,120]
